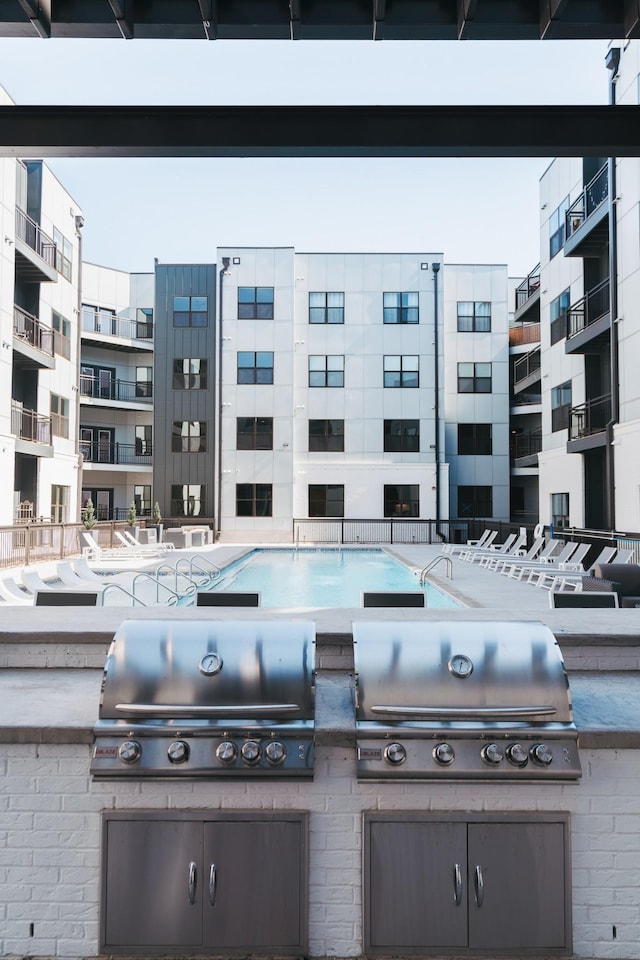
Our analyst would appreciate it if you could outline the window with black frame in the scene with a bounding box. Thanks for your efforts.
[458,485,493,518]
[173,295,208,327]
[171,421,207,453]
[383,355,419,388]
[309,291,344,324]
[236,483,273,517]
[236,417,273,450]
[551,380,572,431]
[551,492,570,528]
[458,423,492,455]
[384,419,420,453]
[170,484,205,517]
[237,351,274,384]
[383,291,419,324]
[309,355,344,387]
[457,362,492,393]
[173,358,207,390]
[384,484,419,518]
[549,196,570,259]
[238,286,274,319]
[309,419,344,452]
[457,301,491,332]
[308,484,344,517]
[550,289,571,345]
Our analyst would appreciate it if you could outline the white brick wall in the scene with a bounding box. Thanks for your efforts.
[1,744,639,959]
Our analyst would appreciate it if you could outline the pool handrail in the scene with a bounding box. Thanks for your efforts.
[102,581,149,606]
[153,561,200,596]
[130,570,186,605]
[175,555,222,581]
[419,555,453,584]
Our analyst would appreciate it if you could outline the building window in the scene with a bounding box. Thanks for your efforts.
[236,483,273,517]
[80,426,113,463]
[50,484,69,523]
[308,484,344,517]
[309,291,344,324]
[134,485,152,517]
[309,355,344,388]
[549,196,570,258]
[309,419,344,452]
[550,289,571,345]
[383,355,419,388]
[171,421,207,453]
[384,484,419,518]
[457,301,491,332]
[136,366,153,399]
[384,419,420,453]
[135,425,152,457]
[457,362,492,393]
[50,394,69,438]
[458,485,493,518]
[237,351,274,384]
[237,417,273,450]
[51,310,71,359]
[173,296,208,327]
[458,423,493,455]
[53,226,72,281]
[170,483,205,517]
[173,358,207,390]
[551,492,569,529]
[136,307,154,339]
[238,287,274,319]
[82,303,116,335]
[551,380,572,432]
[383,291,419,324]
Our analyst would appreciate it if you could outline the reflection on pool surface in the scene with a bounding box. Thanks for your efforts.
[205,548,460,609]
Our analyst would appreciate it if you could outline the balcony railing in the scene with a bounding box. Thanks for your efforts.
[80,441,153,466]
[79,375,153,404]
[510,430,542,460]
[13,305,54,356]
[567,278,610,339]
[509,323,540,347]
[515,264,540,310]
[82,309,153,341]
[11,402,52,444]
[15,207,56,266]
[569,393,612,441]
[513,348,541,385]
[565,164,608,240]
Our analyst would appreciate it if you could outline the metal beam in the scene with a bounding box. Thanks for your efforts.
[1,104,639,158]
[17,0,51,37]
[625,0,640,37]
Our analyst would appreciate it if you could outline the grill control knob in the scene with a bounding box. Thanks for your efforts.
[531,743,554,766]
[118,740,141,764]
[433,742,455,765]
[241,740,262,765]
[168,740,190,764]
[216,740,238,764]
[482,743,504,765]
[506,743,529,767]
[265,741,287,765]
[384,742,407,765]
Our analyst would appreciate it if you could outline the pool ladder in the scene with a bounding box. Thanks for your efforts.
[419,555,453,585]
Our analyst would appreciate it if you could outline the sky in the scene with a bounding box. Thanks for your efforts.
[0,36,613,277]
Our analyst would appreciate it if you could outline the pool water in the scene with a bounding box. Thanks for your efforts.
[206,548,460,609]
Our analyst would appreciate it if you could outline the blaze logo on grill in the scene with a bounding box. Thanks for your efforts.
[94,745,118,759]
[358,747,383,761]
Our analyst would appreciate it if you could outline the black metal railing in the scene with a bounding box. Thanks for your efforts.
[13,305,54,356]
[569,393,612,441]
[82,309,153,341]
[565,163,608,240]
[11,401,52,444]
[79,375,153,404]
[515,264,540,310]
[510,430,542,460]
[567,278,610,339]
[14,207,57,267]
[513,348,541,386]
[80,441,153,466]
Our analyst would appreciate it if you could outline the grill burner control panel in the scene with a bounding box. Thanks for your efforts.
[92,734,314,778]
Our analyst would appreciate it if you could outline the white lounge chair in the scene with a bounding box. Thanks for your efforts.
[530,542,591,588]
[20,569,54,594]
[484,536,545,573]
[503,542,580,583]
[0,576,33,604]
[80,531,138,560]
[442,529,497,556]
[549,546,622,592]
[119,530,175,554]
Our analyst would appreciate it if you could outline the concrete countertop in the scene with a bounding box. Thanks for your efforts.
[1,666,639,749]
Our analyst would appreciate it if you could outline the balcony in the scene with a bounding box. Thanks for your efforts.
[80,440,153,467]
[11,401,53,456]
[14,207,58,283]
[564,164,609,258]
[81,308,153,351]
[79,375,153,406]
[12,306,55,369]
[510,429,542,467]
[513,348,541,395]
[513,264,540,323]
[568,393,611,452]
[565,279,610,354]
[509,322,540,348]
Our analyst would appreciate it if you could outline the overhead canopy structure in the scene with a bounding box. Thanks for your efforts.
[1,0,639,41]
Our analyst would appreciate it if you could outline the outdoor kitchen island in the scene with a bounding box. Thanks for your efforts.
[1,608,640,960]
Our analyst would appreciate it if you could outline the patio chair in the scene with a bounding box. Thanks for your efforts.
[462,532,528,564]
[20,569,54,594]
[548,546,618,592]
[531,542,592,588]
[80,531,139,560]
[0,576,32,604]
[483,536,545,573]
[442,529,496,556]
[117,530,175,555]
[500,538,564,576]
[502,541,577,581]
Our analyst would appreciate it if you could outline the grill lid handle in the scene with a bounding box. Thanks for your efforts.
[369,704,558,719]
[115,702,303,717]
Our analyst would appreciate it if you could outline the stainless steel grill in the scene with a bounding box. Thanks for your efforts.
[91,619,316,779]
[354,620,581,781]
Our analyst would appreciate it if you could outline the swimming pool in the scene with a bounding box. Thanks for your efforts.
[206,548,460,609]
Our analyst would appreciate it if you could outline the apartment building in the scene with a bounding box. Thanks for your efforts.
[79,262,155,521]
[0,84,83,525]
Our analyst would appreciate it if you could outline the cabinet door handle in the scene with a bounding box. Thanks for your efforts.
[209,863,217,907]
[188,861,197,905]
[474,865,484,908]
[453,863,462,906]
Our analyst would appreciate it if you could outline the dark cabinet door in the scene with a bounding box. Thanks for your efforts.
[367,820,468,949]
[202,820,304,950]
[102,819,203,948]
[467,821,568,950]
